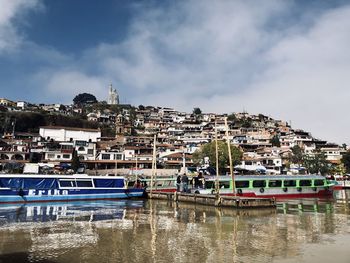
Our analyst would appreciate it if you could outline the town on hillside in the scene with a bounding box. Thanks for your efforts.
[0,85,349,177]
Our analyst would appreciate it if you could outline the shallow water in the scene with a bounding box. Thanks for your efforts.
[0,191,349,263]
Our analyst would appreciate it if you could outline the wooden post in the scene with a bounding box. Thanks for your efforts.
[225,117,235,195]
[215,119,219,195]
[150,134,157,198]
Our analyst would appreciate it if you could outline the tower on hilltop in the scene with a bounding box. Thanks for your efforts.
[108,83,119,105]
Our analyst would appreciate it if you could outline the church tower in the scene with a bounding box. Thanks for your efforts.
[108,83,119,105]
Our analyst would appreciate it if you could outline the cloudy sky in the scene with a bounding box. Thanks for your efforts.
[0,0,349,144]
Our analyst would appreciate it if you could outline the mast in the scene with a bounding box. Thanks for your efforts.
[150,134,157,198]
[225,117,235,194]
[182,149,186,175]
[135,152,138,181]
[215,119,219,194]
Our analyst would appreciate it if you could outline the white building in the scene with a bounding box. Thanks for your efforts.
[16,101,27,109]
[39,126,101,143]
[107,84,119,105]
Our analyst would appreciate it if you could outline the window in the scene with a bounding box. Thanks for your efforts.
[268,180,282,187]
[313,179,324,186]
[299,180,311,187]
[47,153,55,159]
[63,154,70,159]
[87,149,94,155]
[57,155,61,159]
[219,181,230,189]
[102,154,110,160]
[78,146,85,151]
[284,180,296,187]
[205,181,215,189]
[253,180,266,188]
[115,154,122,160]
[235,180,250,188]
[59,180,76,187]
[76,180,93,187]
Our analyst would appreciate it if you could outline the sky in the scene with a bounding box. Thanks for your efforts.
[0,0,350,145]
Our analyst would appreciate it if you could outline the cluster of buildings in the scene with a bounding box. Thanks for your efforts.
[0,86,346,176]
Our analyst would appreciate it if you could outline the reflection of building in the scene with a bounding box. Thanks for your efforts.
[108,84,119,105]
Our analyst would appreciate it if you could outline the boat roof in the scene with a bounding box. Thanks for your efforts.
[205,175,327,181]
[0,174,127,180]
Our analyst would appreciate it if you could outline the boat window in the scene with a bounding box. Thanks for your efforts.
[252,180,266,188]
[299,180,311,187]
[268,180,282,187]
[59,180,76,188]
[313,179,324,186]
[128,181,135,187]
[219,181,230,189]
[284,180,296,187]
[235,181,250,188]
[205,181,215,189]
[76,180,93,188]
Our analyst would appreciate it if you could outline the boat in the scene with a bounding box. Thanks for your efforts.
[333,175,350,189]
[140,176,177,193]
[0,174,145,204]
[192,175,335,198]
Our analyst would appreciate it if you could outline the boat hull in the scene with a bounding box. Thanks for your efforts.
[194,187,334,199]
[0,174,145,204]
[0,188,145,204]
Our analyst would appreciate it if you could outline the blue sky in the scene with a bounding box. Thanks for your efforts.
[0,0,350,144]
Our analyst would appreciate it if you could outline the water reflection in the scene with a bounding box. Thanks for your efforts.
[0,200,145,225]
[0,192,349,263]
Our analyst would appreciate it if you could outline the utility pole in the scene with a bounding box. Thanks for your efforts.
[225,117,235,195]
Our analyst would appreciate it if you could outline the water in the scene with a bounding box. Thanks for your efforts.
[0,191,349,263]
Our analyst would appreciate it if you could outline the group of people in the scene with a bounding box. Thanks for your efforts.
[176,172,204,192]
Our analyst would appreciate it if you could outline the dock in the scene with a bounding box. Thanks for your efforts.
[147,192,276,209]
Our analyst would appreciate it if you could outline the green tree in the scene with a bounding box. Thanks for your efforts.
[193,107,202,115]
[270,135,281,147]
[290,145,304,165]
[192,141,242,173]
[73,93,97,105]
[235,117,253,128]
[303,153,330,175]
[330,163,346,175]
[227,113,237,122]
[341,151,350,174]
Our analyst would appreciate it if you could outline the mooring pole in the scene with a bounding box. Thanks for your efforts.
[225,117,235,195]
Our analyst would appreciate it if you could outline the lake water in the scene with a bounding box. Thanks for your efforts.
[0,191,349,263]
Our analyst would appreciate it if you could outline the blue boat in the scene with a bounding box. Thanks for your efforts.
[0,174,145,204]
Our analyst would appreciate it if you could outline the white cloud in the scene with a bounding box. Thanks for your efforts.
[39,71,107,104]
[93,0,349,144]
[0,0,41,52]
[21,0,350,144]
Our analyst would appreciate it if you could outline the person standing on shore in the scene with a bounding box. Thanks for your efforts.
[176,174,182,192]
[181,174,189,193]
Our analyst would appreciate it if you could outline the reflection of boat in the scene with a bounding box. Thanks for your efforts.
[277,200,334,214]
[0,200,145,224]
[192,175,334,198]
[0,174,145,204]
